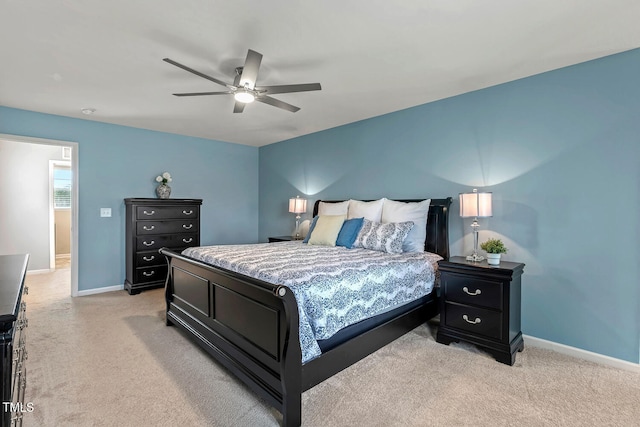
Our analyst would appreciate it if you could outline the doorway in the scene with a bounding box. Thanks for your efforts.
[0,133,79,296]
[50,160,72,270]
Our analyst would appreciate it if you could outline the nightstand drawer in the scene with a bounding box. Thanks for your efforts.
[444,303,502,340]
[442,274,503,310]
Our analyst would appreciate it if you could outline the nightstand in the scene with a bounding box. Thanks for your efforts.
[436,256,525,365]
[268,235,295,243]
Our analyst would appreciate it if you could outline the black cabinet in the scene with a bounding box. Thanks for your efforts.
[124,198,202,295]
[436,256,525,365]
[1,254,29,427]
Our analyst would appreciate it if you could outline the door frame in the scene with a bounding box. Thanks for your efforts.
[0,133,79,297]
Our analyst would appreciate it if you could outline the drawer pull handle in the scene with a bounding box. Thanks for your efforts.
[182,237,193,243]
[142,256,155,261]
[182,224,193,229]
[142,240,155,247]
[143,225,155,231]
[24,286,29,295]
[143,210,155,216]
[462,314,481,325]
[462,286,481,296]
[182,210,193,215]
[143,271,155,277]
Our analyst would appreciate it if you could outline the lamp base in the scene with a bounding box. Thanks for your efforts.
[466,253,485,262]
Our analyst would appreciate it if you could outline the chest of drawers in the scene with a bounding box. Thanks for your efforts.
[436,256,525,365]
[124,198,202,295]
[1,254,29,427]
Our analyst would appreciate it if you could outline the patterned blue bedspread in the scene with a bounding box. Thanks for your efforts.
[182,242,442,363]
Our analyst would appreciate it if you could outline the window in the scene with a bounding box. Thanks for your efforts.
[54,167,72,208]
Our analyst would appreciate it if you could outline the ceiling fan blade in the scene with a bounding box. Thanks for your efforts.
[256,95,300,112]
[239,49,262,89]
[172,91,232,97]
[233,102,246,113]
[256,83,322,94]
[163,58,234,89]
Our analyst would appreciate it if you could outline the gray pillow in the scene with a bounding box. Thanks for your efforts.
[354,219,414,254]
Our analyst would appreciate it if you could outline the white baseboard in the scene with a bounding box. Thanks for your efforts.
[524,334,640,373]
[77,284,124,296]
[27,269,54,275]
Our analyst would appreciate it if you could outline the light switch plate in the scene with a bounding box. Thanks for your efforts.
[100,208,112,217]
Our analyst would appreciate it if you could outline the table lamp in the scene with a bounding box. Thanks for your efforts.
[289,196,307,239]
[459,189,492,262]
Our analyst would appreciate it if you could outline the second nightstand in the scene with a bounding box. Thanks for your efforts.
[436,256,525,365]
[268,235,294,243]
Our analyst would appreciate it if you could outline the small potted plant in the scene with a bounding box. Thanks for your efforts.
[480,238,507,265]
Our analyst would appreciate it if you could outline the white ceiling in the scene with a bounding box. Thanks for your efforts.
[1,1,639,147]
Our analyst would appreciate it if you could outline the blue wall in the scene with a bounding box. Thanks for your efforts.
[0,107,259,292]
[259,49,640,363]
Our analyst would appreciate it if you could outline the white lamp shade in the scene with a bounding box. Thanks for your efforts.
[459,192,492,218]
[289,197,307,214]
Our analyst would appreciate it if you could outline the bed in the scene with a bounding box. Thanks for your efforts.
[160,197,452,426]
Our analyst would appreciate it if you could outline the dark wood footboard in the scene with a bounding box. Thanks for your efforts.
[161,248,303,426]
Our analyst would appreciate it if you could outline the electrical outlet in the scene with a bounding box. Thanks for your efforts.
[100,208,112,217]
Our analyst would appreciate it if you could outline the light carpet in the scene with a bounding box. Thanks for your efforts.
[22,269,640,426]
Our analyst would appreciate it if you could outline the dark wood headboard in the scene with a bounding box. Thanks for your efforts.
[312,198,452,260]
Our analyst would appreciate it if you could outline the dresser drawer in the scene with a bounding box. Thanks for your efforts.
[11,347,26,399]
[136,205,199,220]
[14,366,26,416]
[136,233,199,251]
[444,303,502,340]
[135,265,168,284]
[173,234,199,248]
[135,250,164,267]
[442,274,503,310]
[136,220,199,235]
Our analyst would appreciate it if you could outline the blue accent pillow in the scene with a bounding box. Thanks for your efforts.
[336,217,364,248]
[302,216,319,243]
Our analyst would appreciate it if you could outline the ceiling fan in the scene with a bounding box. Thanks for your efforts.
[163,49,321,113]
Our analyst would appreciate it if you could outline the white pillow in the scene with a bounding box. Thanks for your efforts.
[348,199,385,222]
[307,215,346,246]
[318,200,349,216]
[357,220,414,254]
[381,199,431,253]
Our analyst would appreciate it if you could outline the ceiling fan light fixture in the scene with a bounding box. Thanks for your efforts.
[164,49,321,113]
[234,91,255,103]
